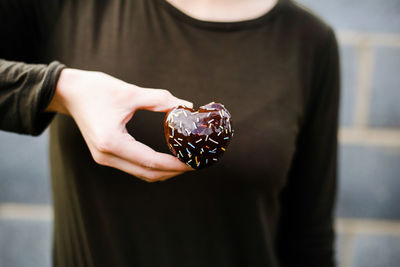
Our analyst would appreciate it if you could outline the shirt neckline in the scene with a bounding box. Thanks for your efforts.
[159,0,284,31]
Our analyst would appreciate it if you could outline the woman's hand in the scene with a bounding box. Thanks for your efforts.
[46,68,194,182]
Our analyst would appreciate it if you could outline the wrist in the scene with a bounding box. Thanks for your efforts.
[45,68,78,115]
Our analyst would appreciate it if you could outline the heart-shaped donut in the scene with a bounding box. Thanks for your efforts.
[164,102,234,169]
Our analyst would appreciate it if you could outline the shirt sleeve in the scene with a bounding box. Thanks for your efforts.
[0,59,66,135]
[0,0,66,136]
[275,27,340,267]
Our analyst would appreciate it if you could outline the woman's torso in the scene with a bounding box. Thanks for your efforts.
[40,0,321,266]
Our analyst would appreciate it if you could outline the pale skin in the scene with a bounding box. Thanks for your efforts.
[46,0,277,183]
[46,69,194,183]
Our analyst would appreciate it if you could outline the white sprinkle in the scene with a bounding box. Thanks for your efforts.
[209,138,218,144]
[229,124,231,132]
[207,119,214,124]
[178,151,184,158]
[221,109,224,116]
[213,158,218,161]
[187,159,192,164]
[195,139,202,143]
[183,111,187,117]
[217,131,222,136]
[197,117,199,122]
[178,138,183,141]
[193,122,197,129]
[205,135,209,141]
[180,121,182,128]
[174,139,182,146]
[219,110,222,117]
[173,144,179,147]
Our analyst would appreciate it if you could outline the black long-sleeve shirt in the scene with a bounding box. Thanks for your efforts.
[0,0,340,266]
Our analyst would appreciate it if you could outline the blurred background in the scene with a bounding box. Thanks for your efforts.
[1,0,400,266]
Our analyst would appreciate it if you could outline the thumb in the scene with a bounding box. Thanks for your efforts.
[135,88,193,112]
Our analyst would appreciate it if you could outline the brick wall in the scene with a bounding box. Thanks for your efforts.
[1,1,400,266]
[297,0,400,266]
[0,131,52,267]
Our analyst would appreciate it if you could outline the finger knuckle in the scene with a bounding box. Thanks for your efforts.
[137,171,159,183]
[146,172,160,181]
[95,135,116,154]
[159,89,172,97]
[141,158,155,169]
[156,89,172,102]
[92,151,108,165]
[141,152,157,169]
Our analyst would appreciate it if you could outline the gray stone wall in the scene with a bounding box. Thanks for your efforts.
[297,0,400,266]
[1,1,400,266]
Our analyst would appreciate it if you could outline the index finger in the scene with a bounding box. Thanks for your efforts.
[111,133,194,172]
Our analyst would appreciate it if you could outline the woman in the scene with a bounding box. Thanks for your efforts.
[0,0,339,266]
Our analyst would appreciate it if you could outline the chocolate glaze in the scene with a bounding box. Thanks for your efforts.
[163,102,234,169]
